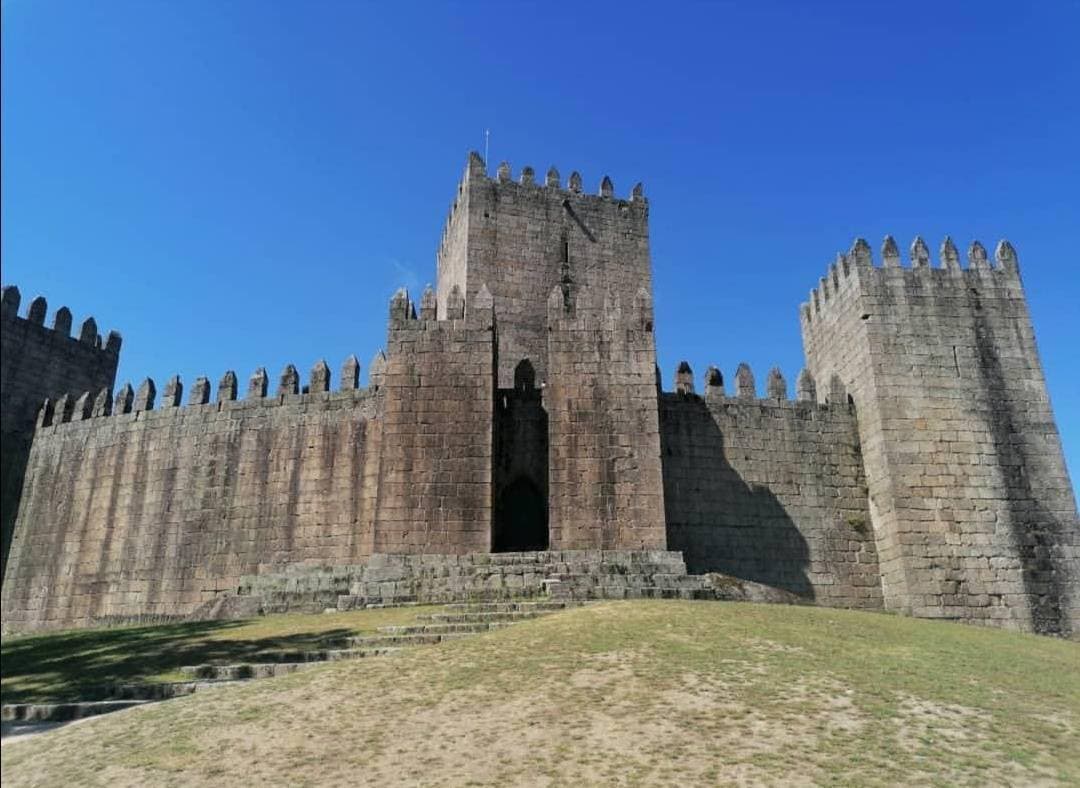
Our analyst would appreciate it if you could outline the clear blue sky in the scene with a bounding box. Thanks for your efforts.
[3,1,1078,486]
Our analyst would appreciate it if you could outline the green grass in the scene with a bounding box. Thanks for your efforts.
[3,601,1079,786]
[1,606,439,703]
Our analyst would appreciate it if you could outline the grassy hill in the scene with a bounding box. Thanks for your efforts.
[3,601,1079,786]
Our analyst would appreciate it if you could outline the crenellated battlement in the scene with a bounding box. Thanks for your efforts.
[484,156,644,203]
[799,236,1022,327]
[662,361,852,412]
[435,151,653,390]
[437,152,646,265]
[386,281,494,333]
[545,282,655,337]
[1,285,122,354]
[33,354,378,433]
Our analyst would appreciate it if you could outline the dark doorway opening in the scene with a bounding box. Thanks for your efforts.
[493,359,549,552]
[494,476,548,552]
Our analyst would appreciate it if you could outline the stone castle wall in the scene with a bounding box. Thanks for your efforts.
[0,368,380,632]
[2,156,1075,637]
[801,237,1080,633]
[0,287,121,580]
[660,367,883,609]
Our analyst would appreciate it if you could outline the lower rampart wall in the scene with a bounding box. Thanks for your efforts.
[0,390,379,632]
[661,392,883,609]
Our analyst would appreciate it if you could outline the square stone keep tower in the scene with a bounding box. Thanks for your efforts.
[437,153,652,388]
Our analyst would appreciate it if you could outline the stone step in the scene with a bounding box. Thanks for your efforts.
[240,555,688,587]
[198,645,373,663]
[335,588,547,610]
[2,700,150,723]
[365,550,686,568]
[179,648,397,680]
[336,594,416,611]
[418,610,549,624]
[94,679,235,701]
[345,567,690,589]
[352,562,687,584]
[376,622,510,635]
[179,663,308,681]
[333,598,430,612]
[233,550,697,614]
[565,586,712,600]
[551,573,708,590]
[439,600,581,613]
[344,632,474,648]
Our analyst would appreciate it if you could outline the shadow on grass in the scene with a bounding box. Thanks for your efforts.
[1,620,356,703]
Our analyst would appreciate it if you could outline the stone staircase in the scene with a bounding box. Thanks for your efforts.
[4,569,805,735]
[2,699,151,725]
[178,599,581,681]
[227,551,711,617]
[1,600,583,733]
[1,678,248,736]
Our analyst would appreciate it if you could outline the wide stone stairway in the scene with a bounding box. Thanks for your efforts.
[180,599,582,681]
[1,599,582,731]
[231,550,713,618]
[4,552,801,734]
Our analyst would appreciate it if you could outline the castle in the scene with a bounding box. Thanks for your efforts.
[1,153,1077,635]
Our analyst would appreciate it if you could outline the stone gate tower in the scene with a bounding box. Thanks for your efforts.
[434,153,665,552]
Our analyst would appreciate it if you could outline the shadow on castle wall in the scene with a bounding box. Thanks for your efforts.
[972,297,1071,635]
[660,395,814,600]
[0,436,31,580]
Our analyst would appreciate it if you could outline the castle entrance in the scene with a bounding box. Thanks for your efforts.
[492,359,550,552]
[493,477,548,551]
